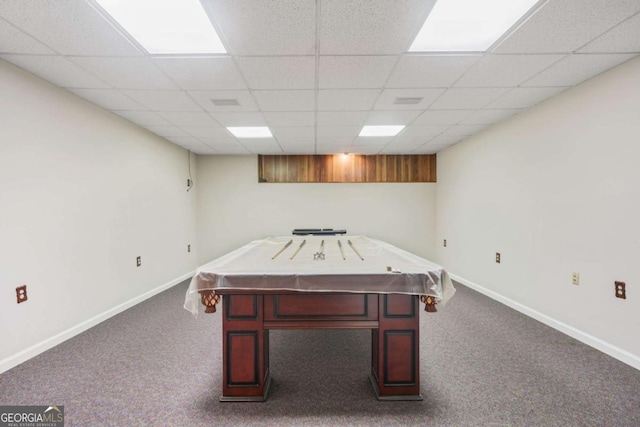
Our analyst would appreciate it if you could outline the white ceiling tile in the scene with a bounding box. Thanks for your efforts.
[423,133,465,146]
[122,90,202,111]
[0,0,142,56]
[275,146,316,155]
[353,136,393,146]
[316,127,362,138]
[523,54,637,87]
[455,54,564,87]
[0,18,55,54]
[277,138,316,154]
[154,57,246,90]
[345,145,386,154]
[69,57,177,90]
[1,55,110,88]
[202,0,316,55]
[188,90,258,112]
[374,88,444,111]
[580,13,640,53]
[386,55,481,88]
[112,111,170,126]
[198,137,238,145]
[210,112,267,127]
[430,88,508,110]
[239,138,283,154]
[494,0,640,54]
[68,88,143,110]
[165,136,201,146]
[320,0,436,54]
[264,112,315,127]
[319,56,397,89]
[205,144,251,155]
[439,124,488,137]
[316,145,353,154]
[145,125,189,138]
[158,112,218,127]
[253,90,315,111]
[271,127,315,139]
[365,110,421,125]
[317,111,368,127]
[277,137,316,146]
[395,125,449,140]
[316,137,356,147]
[413,110,476,125]
[411,145,442,154]
[186,145,219,155]
[318,89,380,111]
[460,109,520,125]
[236,56,315,89]
[182,127,231,138]
[486,87,568,109]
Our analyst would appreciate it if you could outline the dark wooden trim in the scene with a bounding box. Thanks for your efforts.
[272,293,369,318]
[258,154,436,183]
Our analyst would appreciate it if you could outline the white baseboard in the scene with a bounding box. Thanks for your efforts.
[0,271,194,374]
[451,274,640,371]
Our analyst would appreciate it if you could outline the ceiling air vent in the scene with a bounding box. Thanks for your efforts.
[211,98,240,106]
[393,97,423,105]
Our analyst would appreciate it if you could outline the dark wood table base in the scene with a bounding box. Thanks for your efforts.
[201,290,431,402]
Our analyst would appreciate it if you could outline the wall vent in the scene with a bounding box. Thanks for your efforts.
[211,99,240,106]
[393,97,423,105]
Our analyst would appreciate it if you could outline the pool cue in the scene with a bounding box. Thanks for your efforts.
[290,239,306,260]
[347,239,364,261]
[272,239,292,259]
[337,240,346,260]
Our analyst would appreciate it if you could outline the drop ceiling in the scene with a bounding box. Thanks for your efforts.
[1,0,638,155]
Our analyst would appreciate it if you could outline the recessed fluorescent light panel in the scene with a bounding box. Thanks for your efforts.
[95,0,226,54]
[359,126,405,137]
[227,127,273,138]
[409,0,539,52]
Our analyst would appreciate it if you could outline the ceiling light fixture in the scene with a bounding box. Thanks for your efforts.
[95,0,226,54]
[409,0,539,52]
[227,127,273,138]
[359,126,405,137]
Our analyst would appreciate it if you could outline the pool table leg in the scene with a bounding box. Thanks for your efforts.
[220,294,271,402]
[370,294,422,401]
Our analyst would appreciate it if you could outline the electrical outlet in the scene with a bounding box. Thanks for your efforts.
[615,281,626,299]
[136,256,141,267]
[443,239,447,247]
[188,244,191,253]
[16,285,27,304]
[187,179,192,188]
[572,272,580,286]
[496,252,501,263]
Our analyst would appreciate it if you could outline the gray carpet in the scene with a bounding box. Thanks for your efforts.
[1,281,639,427]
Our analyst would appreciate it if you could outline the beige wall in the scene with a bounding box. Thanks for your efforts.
[0,60,198,372]
[436,56,640,369]
[196,155,437,264]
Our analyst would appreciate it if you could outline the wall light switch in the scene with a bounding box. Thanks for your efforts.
[572,272,580,285]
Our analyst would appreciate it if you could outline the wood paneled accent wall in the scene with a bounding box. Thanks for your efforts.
[258,154,436,183]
